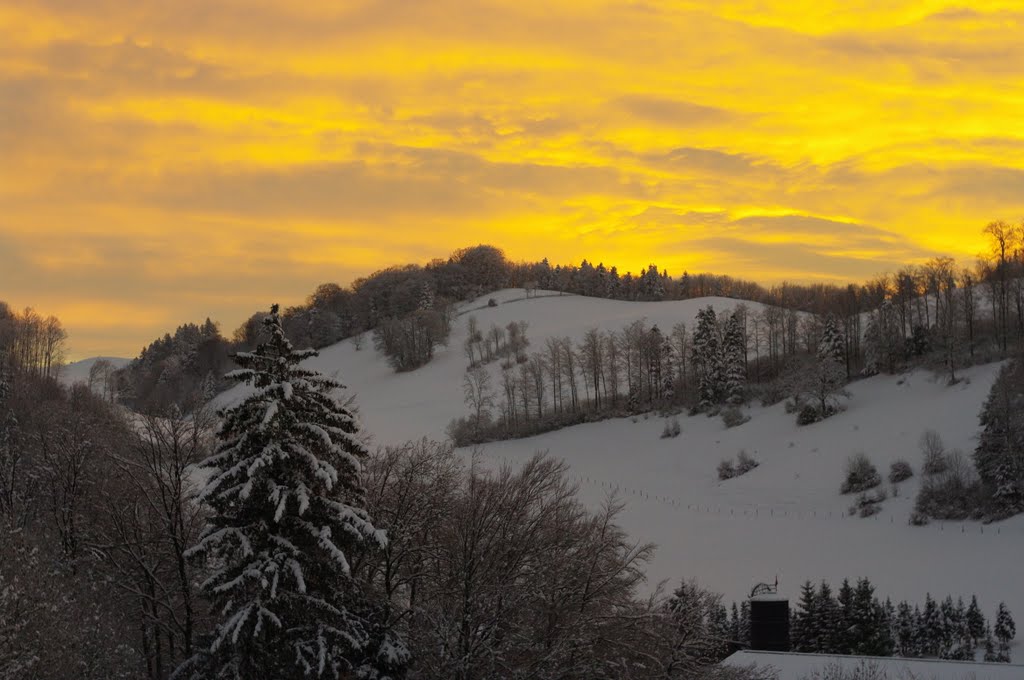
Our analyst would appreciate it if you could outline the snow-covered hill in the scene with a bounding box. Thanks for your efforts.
[59,356,130,386]
[214,289,1024,626]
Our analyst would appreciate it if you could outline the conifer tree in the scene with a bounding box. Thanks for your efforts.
[661,334,676,405]
[738,601,751,647]
[966,595,986,646]
[177,305,405,680]
[920,594,941,657]
[895,601,917,657]
[994,602,1016,661]
[817,582,841,654]
[984,625,999,662]
[791,581,818,652]
[722,312,746,406]
[819,315,845,365]
[938,596,957,658]
[691,306,722,410]
[973,360,1024,515]
[836,579,855,654]
[729,603,742,649]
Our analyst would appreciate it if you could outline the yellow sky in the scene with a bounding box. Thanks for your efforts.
[2,1,1023,359]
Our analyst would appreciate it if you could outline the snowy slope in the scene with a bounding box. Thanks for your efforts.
[213,289,1024,633]
[215,289,759,444]
[59,356,130,386]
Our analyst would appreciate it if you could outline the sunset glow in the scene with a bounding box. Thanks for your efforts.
[2,1,1023,357]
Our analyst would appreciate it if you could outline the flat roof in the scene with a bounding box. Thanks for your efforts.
[722,650,1024,680]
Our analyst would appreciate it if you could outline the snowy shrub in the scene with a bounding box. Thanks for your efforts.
[660,417,681,439]
[758,379,788,407]
[909,511,929,526]
[736,450,759,474]
[721,406,749,429]
[840,453,882,494]
[717,459,736,481]
[920,430,948,475]
[799,659,888,680]
[446,416,474,447]
[857,499,881,518]
[913,450,985,521]
[888,459,914,484]
[851,488,886,517]
[487,297,498,307]
[797,404,820,426]
[719,451,758,481]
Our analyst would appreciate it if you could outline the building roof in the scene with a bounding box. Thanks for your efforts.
[722,650,1024,680]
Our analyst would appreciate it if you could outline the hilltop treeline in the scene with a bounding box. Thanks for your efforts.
[118,221,1024,413]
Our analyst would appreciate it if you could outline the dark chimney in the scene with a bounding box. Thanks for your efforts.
[748,583,790,652]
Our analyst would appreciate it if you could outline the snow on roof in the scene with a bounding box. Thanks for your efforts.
[722,650,1024,680]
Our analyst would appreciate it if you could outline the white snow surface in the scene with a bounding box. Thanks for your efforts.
[59,356,130,386]
[213,289,1024,633]
[723,650,1024,679]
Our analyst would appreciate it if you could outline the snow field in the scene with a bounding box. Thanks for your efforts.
[212,289,1024,632]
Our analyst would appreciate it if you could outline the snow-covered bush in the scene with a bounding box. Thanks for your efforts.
[888,459,914,484]
[661,417,681,439]
[736,450,759,475]
[913,450,985,521]
[797,404,820,426]
[920,429,949,475]
[717,459,736,480]
[850,488,886,518]
[718,450,758,481]
[840,453,882,494]
[487,297,498,307]
[721,406,749,429]
[757,378,788,407]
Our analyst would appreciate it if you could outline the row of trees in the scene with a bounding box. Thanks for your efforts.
[450,303,862,445]
[790,578,1016,662]
[0,303,67,380]
[450,315,714,445]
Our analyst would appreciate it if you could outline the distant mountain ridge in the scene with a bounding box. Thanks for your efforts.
[59,356,130,386]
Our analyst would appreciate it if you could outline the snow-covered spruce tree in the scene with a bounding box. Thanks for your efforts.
[691,306,722,411]
[819,315,845,367]
[994,602,1016,661]
[973,359,1024,516]
[176,305,405,680]
[802,315,849,421]
[722,312,746,406]
[790,581,819,652]
[661,334,676,405]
